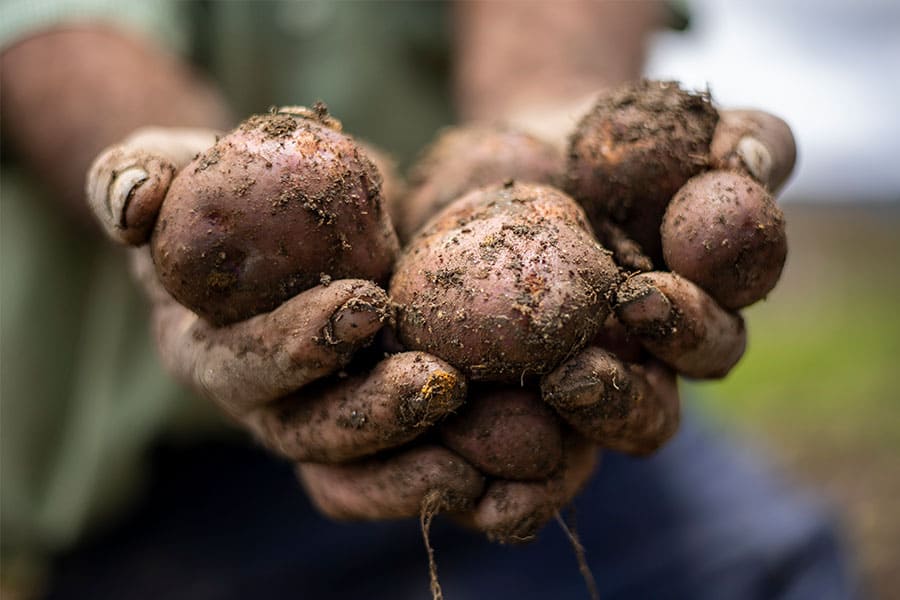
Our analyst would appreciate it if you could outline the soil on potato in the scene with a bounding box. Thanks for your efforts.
[566,80,718,262]
[151,108,398,325]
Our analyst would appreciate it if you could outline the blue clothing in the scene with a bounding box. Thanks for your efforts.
[44,411,859,600]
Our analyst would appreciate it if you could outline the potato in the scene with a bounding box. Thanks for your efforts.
[463,436,597,544]
[390,182,619,382]
[661,170,787,309]
[400,125,563,241]
[440,386,563,480]
[151,106,400,325]
[566,80,718,260]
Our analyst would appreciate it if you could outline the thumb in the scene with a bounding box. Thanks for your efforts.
[86,127,220,245]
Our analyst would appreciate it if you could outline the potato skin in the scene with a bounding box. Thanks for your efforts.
[440,386,563,480]
[391,182,619,382]
[566,80,718,261]
[401,125,563,241]
[661,171,787,309]
[151,110,400,325]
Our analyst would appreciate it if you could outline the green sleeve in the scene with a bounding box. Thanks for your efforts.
[0,167,224,590]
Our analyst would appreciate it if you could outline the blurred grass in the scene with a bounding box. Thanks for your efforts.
[686,203,900,598]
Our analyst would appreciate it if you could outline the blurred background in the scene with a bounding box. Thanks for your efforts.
[646,0,900,596]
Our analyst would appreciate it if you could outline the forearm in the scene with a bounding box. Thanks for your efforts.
[453,0,665,122]
[0,25,231,222]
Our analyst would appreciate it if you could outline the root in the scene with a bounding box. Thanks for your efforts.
[555,510,599,600]
[420,490,445,600]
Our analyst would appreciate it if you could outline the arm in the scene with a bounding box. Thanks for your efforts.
[453,0,665,145]
[0,25,231,222]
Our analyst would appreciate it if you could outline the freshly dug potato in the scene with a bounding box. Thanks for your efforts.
[440,386,563,480]
[400,125,563,241]
[463,436,597,544]
[151,106,400,325]
[661,170,787,309]
[391,182,620,382]
[566,80,718,260]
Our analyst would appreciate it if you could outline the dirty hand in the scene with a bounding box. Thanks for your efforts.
[86,128,490,522]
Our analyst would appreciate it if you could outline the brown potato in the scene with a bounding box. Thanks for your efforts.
[390,182,620,382]
[661,170,787,309]
[566,80,718,261]
[463,436,597,544]
[440,386,563,480]
[151,107,400,325]
[400,125,563,241]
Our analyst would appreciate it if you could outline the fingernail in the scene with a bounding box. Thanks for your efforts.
[109,166,149,226]
[328,298,384,344]
[616,283,672,328]
[736,136,774,187]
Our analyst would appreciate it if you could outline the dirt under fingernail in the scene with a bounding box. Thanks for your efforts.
[616,284,671,327]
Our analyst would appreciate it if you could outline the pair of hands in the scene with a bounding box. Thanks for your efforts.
[86,107,793,541]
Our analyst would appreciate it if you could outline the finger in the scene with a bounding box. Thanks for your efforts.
[440,385,564,480]
[592,314,644,363]
[710,109,796,193]
[460,436,597,544]
[86,127,219,245]
[297,445,485,520]
[247,352,465,463]
[151,276,391,417]
[593,219,654,272]
[541,347,679,455]
[616,272,746,379]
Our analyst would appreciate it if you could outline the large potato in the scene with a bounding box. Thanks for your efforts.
[391,182,619,382]
[151,107,400,325]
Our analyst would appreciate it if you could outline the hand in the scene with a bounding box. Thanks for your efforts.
[302,106,794,542]
[86,128,489,520]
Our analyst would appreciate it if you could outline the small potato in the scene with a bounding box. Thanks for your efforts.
[566,80,718,260]
[440,386,563,480]
[151,107,400,325]
[661,170,787,309]
[401,125,563,241]
[391,182,620,382]
[464,436,597,544]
